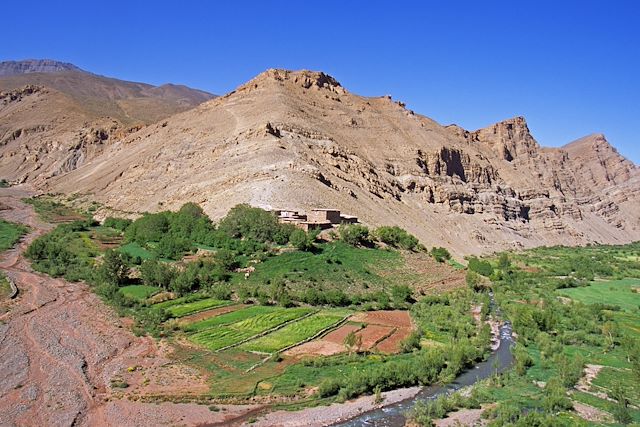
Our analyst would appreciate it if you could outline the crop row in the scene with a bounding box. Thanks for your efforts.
[240,311,348,353]
[188,307,314,351]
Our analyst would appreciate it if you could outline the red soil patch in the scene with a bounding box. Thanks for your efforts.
[356,324,395,350]
[323,324,362,344]
[284,340,346,357]
[350,310,412,328]
[376,327,411,353]
[177,303,245,324]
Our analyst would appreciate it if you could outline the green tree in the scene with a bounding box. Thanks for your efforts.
[218,204,281,242]
[391,284,413,305]
[214,248,239,271]
[140,260,176,289]
[97,249,129,287]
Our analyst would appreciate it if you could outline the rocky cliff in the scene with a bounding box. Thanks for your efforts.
[17,68,640,254]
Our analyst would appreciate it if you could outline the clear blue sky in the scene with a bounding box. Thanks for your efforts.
[3,0,639,163]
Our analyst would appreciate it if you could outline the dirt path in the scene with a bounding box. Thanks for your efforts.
[0,187,259,427]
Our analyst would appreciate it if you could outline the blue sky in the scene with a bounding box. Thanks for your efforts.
[3,0,639,162]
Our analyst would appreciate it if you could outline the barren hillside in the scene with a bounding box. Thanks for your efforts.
[0,60,215,185]
[42,69,640,254]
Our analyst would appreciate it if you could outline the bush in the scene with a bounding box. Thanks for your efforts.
[374,226,419,250]
[289,229,316,252]
[339,224,371,247]
[467,256,493,276]
[431,247,451,262]
[103,217,132,231]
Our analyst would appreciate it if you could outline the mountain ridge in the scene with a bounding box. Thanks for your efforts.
[32,68,639,255]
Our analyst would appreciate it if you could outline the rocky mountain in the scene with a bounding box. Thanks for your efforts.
[9,68,639,254]
[0,59,81,76]
[0,60,215,184]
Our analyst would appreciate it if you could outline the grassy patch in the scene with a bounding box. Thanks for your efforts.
[119,242,154,260]
[182,305,281,333]
[0,219,29,252]
[235,241,401,293]
[189,307,313,351]
[591,366,640,406]
[119,285,160,301]
[240,310,349,353]
[558,278,640,312]
[165,298,230,318]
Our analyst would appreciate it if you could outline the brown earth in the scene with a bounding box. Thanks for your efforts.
[323,323,362,344]
[285,311,414,357]
[355,324,395,350]
[375,327,412,353]
[16,67,635,256]
[350,310,412,328]
[0,187,258,427]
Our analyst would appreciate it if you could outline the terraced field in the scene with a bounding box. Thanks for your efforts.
[182,305,281,333]
[240,310,349,353]
[188,307,313,351]
[154,297,231,318]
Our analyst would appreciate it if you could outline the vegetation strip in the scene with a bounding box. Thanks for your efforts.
[213,309,318,353]
[243,313,352,356]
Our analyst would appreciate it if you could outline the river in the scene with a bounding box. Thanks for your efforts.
[334,292,514,426]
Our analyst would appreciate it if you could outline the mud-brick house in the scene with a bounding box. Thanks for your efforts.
[307,209,341,224]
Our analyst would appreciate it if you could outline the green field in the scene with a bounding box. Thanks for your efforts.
[119,285,160,301]
[235,241,401,292]
[182,305,280,333]
[164,298,230,318]
[240,310,348,353]
[558,278,640,312]
[189,307,313,351]
[0,219,29,252]
[119,242,154,260]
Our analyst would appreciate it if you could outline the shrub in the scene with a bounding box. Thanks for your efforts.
[103,217,132,231]
[467,256,493,276]
[289,229,316,252]
[431,247,451,262]
[339,224,371,247]
[374,226,419,250]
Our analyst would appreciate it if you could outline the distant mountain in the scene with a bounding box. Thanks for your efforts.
[0,59,215,185]
[36,68,639,254]
[0,59,81,76]
[0,59,215,123]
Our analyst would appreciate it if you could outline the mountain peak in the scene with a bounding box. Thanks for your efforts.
[241,69,343,93]
[0,59,83,77]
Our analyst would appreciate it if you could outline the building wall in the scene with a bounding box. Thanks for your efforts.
[308,209,341,224]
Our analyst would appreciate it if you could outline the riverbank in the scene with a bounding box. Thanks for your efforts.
[250,387,423,427]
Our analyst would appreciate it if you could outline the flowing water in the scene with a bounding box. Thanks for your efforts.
[335,292,514,427]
